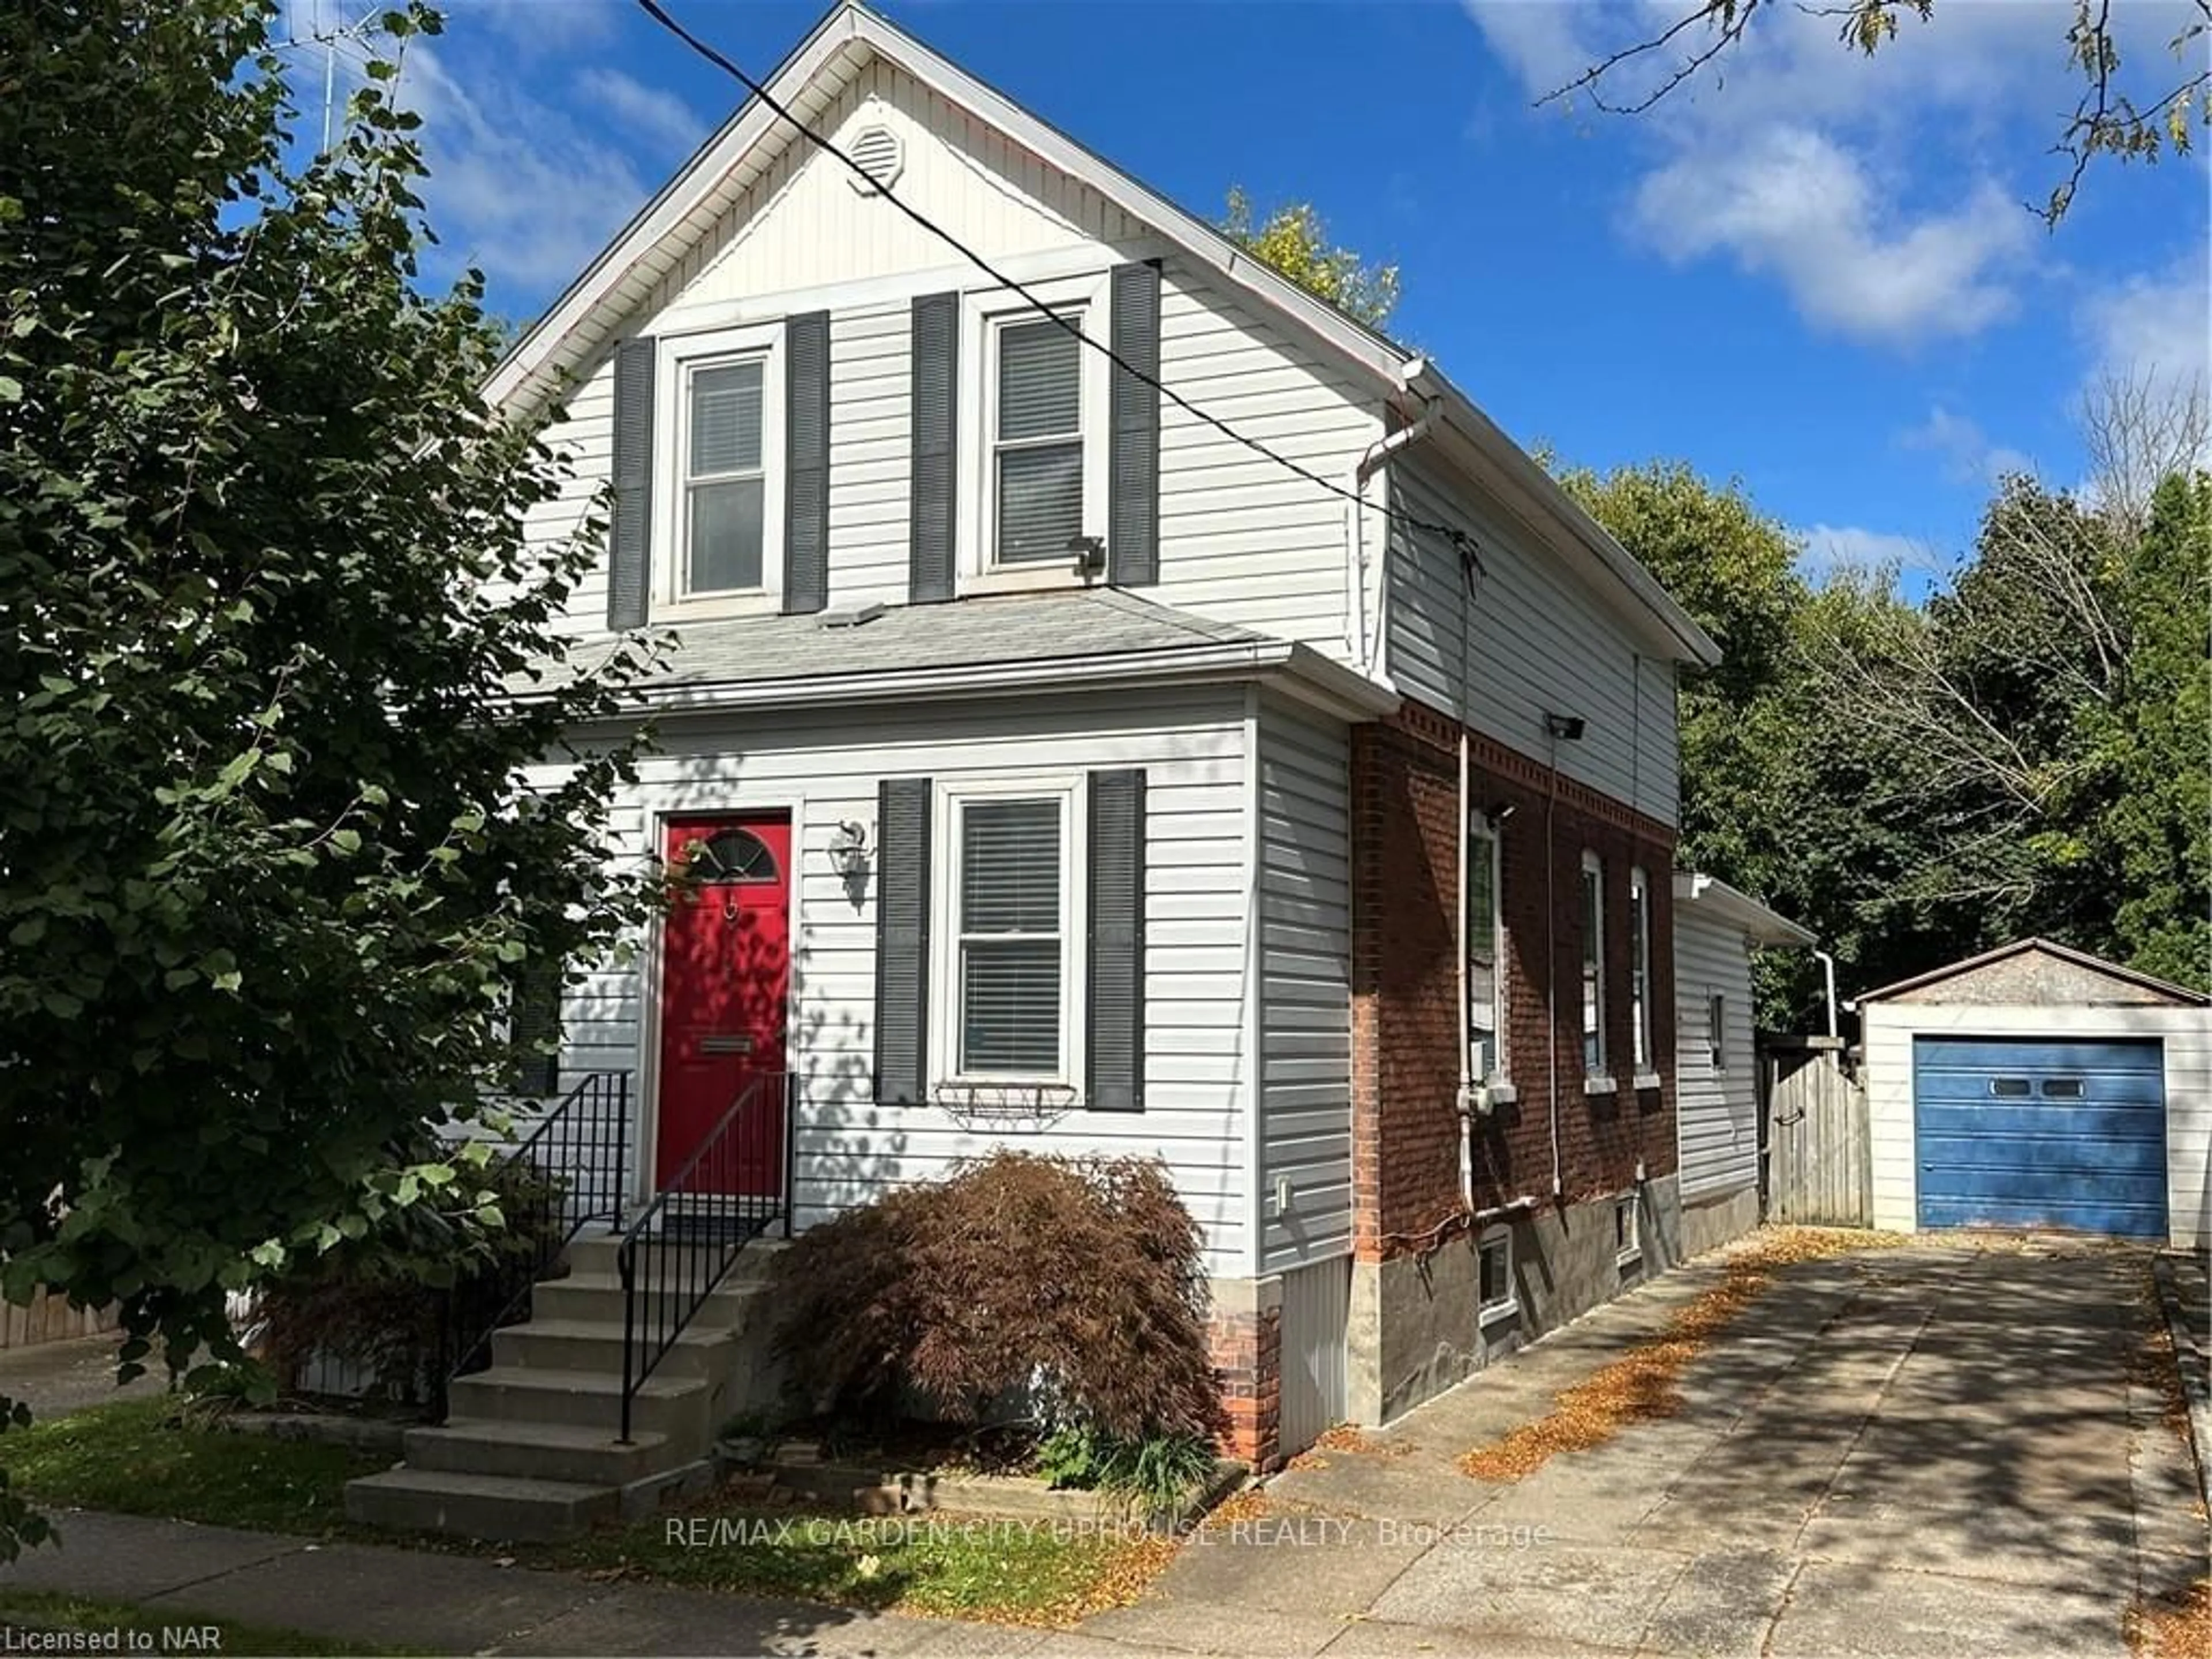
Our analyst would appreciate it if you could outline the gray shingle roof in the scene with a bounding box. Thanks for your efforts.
[520,588,1272,696]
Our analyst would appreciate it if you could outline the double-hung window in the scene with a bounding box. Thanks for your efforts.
[1581,851,1608,1080]
[942,785,1081,1082]
[963,273,1109,586]
[1467,814,1505,1083]
[1628,867,1654,1076]
[658,323,783,613]
[992,317,1084,565]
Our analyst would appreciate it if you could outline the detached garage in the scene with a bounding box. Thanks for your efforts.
[1862,939,2211,1249]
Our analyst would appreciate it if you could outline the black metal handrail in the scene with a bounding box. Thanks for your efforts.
[435,1070,631,1412]
[616,1070,791,1443]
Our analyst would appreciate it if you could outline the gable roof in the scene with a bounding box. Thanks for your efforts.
[485,1,1719,669]
[512,588,1399,719]
[1858,938,2210,1007]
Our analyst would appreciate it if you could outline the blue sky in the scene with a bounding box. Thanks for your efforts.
[295,0,2210,590]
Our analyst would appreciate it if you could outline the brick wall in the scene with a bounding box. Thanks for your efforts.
[1209,1301,1282,1471]
[1351,700,1678,1259]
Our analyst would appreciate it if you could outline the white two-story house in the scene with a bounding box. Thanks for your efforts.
[348,1,1732,1540]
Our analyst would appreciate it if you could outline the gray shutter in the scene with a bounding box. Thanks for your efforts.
[873,777,932,1105]
[1086,768,1146,1111]
[608,336,656,630]
[513,957,563,1097]
[783,311,831,615]
[1107,262,1161,587]
[908,292,959,604]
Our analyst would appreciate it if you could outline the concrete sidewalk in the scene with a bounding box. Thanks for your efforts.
[0,1509,1029,1657]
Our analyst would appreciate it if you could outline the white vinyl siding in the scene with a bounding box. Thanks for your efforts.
[1255,695,1353,1272]
[533,686,1257,1277]
[1864,1002,2211,1251]
[1386,457,1681,826]
[1674,906,1762,1200]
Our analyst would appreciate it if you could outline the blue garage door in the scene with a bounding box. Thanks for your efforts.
[1914,1036,2167,1237]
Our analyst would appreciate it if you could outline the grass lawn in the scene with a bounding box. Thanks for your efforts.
[3,1400,1175,1627]
[2,1399,384,1535]
[543,1502,1176,1627]
[0,1589,415,1656]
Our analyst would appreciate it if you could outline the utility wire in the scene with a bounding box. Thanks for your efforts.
[631,0,1487,570]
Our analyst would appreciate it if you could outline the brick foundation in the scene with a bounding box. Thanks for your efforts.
[1208,1297,1282,1472]
[1350,698,1680,1261]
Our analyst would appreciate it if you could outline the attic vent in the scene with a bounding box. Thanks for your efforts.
[846,126,903,194]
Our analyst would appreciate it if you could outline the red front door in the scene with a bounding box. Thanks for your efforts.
[656,815,791,1196]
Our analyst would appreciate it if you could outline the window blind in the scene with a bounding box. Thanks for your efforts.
[959,798,1062,1074]
[995,319,1082,564]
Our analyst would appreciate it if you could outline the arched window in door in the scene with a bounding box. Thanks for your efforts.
[690,828,778,884]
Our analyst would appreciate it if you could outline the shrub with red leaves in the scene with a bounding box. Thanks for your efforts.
[768,1151,1224,1442]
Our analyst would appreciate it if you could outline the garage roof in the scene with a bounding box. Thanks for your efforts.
[1858,938,2210,1008]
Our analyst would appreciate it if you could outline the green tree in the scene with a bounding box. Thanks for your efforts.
[1540,0,2208,223]
[2062,472,2211,988]
[1219,188,1401,330]
[0,0,661,1556]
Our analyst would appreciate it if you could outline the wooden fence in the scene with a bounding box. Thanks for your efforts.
[1,1287,118,1351]
[1762,1036,1873,1227]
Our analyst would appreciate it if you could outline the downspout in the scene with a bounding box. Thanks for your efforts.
[1813,949,1839,1040]
[1349,410,1437,673]
[1457,728,1474,1212]
[1544,732,1563,1199]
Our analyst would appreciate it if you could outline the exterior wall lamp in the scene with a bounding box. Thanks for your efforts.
[827,820,871,879]
[1544,713,1586,741]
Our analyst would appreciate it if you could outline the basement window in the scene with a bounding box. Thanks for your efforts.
[1615,1195,1641,1267]
[1478,1228,1517,1323]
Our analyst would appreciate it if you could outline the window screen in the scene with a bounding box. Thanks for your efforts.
[994,319,1083,564]
[957,798,1063,1074]
[687,360,765,593]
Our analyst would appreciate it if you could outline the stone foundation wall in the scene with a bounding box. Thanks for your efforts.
[1347,1175,1685,1426]
[1679,1184,1760,1260]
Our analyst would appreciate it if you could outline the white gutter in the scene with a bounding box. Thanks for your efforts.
[1813,949,1839,1040]
[515,637,1403,724]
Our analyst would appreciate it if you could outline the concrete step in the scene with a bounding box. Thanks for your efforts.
[402,1419,682,1486]
[528,1272,767,1332]
[563,1233,789,1283]
[490,1316,733,1381]
[343,1467,617,1543]
[446,1365,714,1443]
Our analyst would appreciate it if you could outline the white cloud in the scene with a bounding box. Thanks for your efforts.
[2079,255,2212,391]
[1795,522,1944,584]
[1899,406,2037,486]
[575,66,707,156]
[1464,0,2072,344]
[397,44,657,299]
[1630,127,2033,343]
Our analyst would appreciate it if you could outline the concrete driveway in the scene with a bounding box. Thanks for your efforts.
[1082,1236,2209,1659]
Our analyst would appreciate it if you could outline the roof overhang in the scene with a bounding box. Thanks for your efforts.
[1674,871,1816,948]
[482,2,1721,672]
[1857,937,2211,1006]
[513,634,1401,726]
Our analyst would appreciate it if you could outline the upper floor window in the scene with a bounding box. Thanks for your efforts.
[1628,866,1653,1073]
[1708,993,1727,1074]
[1468,813,1505,1083]
[658,322,783,613]
[993,317,1084,565]
[962,272,1109,588]
[1581,851,1607,1079]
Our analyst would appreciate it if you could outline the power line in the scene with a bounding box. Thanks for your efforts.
[630,0,1487,573]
